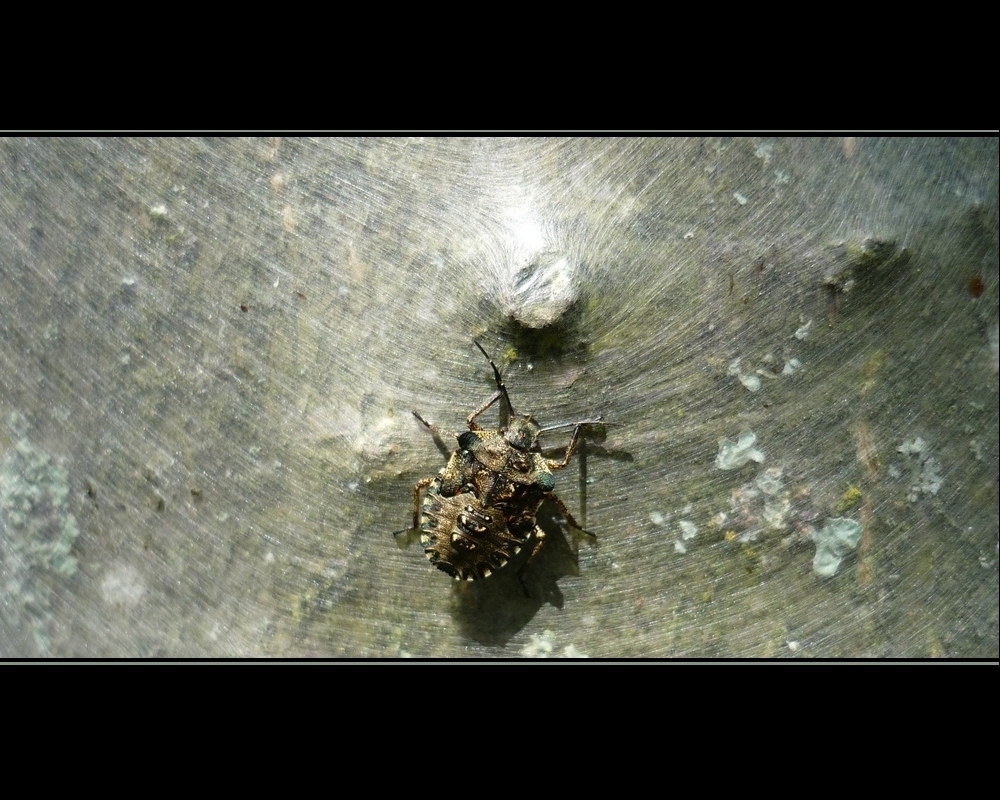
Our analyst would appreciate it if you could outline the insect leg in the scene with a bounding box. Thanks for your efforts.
[412,410,460,458]
[412,410,457,440]
[517,526,547,596]
[547,494,596,541]
[544,422,585,469]
[393,477,435,542]
[465,388,505,430]
[410,477,434,530]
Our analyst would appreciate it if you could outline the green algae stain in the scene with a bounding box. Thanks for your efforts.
[0,413,80,655]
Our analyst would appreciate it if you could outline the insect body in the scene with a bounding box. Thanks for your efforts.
[417,488,532,580]
[397,341,600,582]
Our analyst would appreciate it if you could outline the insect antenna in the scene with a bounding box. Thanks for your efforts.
[473,339,516,423]
[538,415,605,435]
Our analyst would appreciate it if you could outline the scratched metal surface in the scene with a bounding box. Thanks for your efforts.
[0,137,996,657]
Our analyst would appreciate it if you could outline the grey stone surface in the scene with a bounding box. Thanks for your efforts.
[1,137,996,657]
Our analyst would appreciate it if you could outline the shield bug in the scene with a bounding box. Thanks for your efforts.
[396,341,602,582]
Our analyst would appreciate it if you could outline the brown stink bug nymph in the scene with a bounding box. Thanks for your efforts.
[395,341,602,583]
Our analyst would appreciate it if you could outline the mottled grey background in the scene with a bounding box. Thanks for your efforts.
[1,137,996,657]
